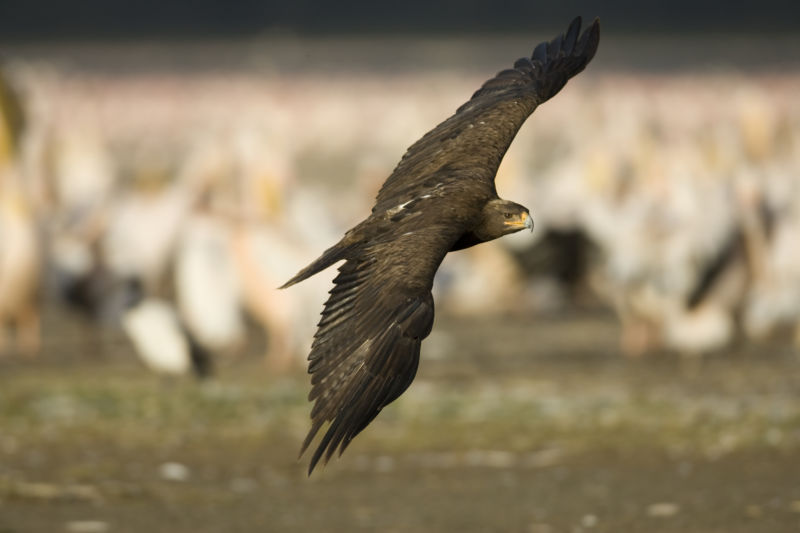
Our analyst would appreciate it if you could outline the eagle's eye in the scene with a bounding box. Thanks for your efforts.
[504,212,512,219]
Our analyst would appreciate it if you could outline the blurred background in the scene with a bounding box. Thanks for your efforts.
[1,2,800,532]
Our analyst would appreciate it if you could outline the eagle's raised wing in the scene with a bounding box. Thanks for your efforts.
[300,225,455,474]
[373,16,599,213]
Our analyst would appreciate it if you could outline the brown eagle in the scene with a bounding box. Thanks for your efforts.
[282,16,600,474]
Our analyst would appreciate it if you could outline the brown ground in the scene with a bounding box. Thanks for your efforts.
[1,311,800,532]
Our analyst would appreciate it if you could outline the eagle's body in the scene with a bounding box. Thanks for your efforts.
[282,17,600,473]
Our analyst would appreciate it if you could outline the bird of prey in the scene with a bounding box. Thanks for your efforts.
[282,16,600,474]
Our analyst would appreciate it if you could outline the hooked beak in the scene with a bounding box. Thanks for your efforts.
[505,211,534,232]
[524,212,533,232]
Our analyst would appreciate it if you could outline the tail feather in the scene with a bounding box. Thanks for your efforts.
[280,243,350,289]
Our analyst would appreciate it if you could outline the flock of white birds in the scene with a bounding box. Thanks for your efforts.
[0,63,799,375]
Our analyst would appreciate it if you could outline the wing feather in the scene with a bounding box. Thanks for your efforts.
[373,16,599,213]
[300,232,444,475]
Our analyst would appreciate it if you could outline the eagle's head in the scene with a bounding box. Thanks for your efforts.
[479,198,533,241]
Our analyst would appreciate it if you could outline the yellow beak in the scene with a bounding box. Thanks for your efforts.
[504,211,534,231]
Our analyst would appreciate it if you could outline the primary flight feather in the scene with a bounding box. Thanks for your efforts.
[282,16,600,474]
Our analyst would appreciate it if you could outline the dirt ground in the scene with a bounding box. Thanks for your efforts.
[1,311,800,532]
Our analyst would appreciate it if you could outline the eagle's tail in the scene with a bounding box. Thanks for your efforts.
[279,242,351,289]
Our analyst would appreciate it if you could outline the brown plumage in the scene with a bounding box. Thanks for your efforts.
[282,17,600,474]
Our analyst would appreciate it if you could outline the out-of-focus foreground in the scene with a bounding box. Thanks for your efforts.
[1,37,800,532]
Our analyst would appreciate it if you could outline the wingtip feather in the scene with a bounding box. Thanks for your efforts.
[563,17,582,54]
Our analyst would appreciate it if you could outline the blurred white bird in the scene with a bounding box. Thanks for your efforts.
[122,298,194,376]
[743,181,800,343]
[103,180,192,292]
[0,170,41,356]
[0,70,40,357]
[175,212,245,354]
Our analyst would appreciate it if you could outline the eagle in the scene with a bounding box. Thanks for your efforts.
[282,16,600,474]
